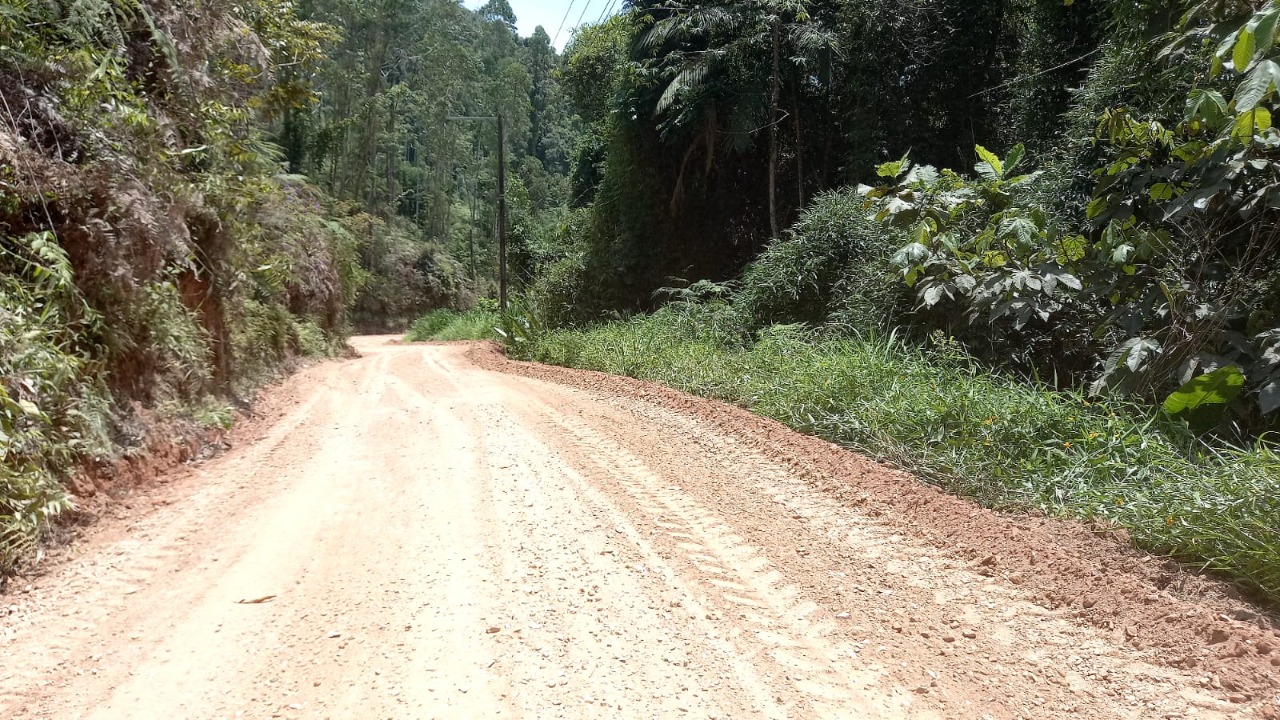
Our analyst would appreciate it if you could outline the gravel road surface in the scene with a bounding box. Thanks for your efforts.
[2,337,1277,719]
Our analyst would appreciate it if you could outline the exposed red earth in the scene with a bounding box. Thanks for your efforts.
[2,337,1277,719]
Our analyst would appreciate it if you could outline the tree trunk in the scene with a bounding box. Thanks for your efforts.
[469,177,479,282]
[795,96,804,209]
[769,18,781,240]
[384,95,398,209]
[442,169,453,241]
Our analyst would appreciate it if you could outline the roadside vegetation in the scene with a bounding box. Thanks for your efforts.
[7,0,1280,607]
[406,304,502,342]
[493,0,1280,604]
[520,297,1280,603]
[0,0,361,571]
[2,0,582,572]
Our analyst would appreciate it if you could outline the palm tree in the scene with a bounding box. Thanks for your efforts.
[635,0,836,237]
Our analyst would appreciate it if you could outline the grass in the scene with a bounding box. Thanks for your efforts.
[405,308,501,342]
[521,302,1280,604]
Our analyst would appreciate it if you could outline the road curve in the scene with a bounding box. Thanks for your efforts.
[0,337,1275,719]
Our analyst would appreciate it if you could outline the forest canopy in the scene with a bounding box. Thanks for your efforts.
[522,0,1279,437]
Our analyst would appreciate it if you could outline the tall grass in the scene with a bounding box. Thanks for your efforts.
[405,308,500,342]
[524,303,1280,604]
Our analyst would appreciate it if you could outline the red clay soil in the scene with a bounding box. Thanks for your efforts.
[50,378,302,550]
[66,422,226,514]
[467,341,1280,708]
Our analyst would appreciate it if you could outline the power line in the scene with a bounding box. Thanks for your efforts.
[552,0,579,48]
[597,0,619,24]
[967,47,1101,99]
[574,0,596,34]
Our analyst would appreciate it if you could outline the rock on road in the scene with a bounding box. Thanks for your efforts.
[1,337,1276,719]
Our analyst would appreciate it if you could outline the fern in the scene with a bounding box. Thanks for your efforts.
[2,232,76,300]
[63,0,126,47]
[56,0,182,85]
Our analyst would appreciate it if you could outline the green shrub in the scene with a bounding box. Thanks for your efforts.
[291,318,334,358]
[229,299,294,389]
[527,253,594,329]
[736,189,910,333]
[0,241,110,571]
[522,207,628,329]
[405,307,499,342]
[139,281,213,400]
[350,215,465,332]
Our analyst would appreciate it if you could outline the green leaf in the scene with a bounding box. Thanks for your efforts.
[903,164,939,186]
[1001,217,1039,250]
[1232,106,1273,141]
[876,152,910,179]
[1234,28,1257,71]
[1055,235,1088,263]
[1217,29,1241,61]
[974,145,1003,181]
[1124,337,1161,372]
[1004,143,1025,174]
[1085,196,1109,220]
[893,242,929,262]
[1233,60,1279,112]
[1148,183,1176,201]
[1250,8,1280,55]
[912,219,935,244]
[1163,366,1246,428]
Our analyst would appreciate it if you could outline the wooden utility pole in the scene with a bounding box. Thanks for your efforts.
[497,114,508,312]
[447,114,508,312]
[768,18,781,239]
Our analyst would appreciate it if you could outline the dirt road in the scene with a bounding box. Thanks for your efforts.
[1,338,1277,719]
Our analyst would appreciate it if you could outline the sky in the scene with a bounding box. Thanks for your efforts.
[465,0,619,50]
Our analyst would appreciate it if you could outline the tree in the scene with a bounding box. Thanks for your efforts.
[480,0,517,28]
[637,0,837,237]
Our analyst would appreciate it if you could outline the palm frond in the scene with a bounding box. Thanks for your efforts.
[638,6,743,51]
[789,23,838,55]
[655,61,713,115]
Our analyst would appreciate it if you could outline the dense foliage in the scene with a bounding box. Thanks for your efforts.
[405,303,501,342]
[281,0,582,329]
[483,0,1280,598]
[0,0,367,569]
[1,0,591,571]
[521,0,1280,436]
[6,0,1277,595]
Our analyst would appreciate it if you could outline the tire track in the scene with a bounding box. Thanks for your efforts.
[383,349,798,717]
[6,340,1270,720]
[463,344,1267,720]
[536,410,924,718]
